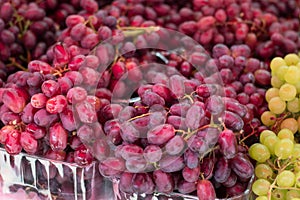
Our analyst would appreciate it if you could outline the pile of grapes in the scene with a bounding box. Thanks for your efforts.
[250,54,300,200]
[0,0,298,199]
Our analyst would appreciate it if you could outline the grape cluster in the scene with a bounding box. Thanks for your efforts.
[249,54,300,200]
[0,1,58,75]
[250,128,300,200]
[92,0,300,60]
[261,54,300,135]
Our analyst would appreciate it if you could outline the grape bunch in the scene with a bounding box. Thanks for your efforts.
[0,1,58,75]
[91,39,258,199]
[249,53,300,200]
[261,54,300,135]
[250,128,300,200]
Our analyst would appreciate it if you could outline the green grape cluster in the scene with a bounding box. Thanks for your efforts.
[261,53,300,136]
[250,130,300,200]
[252,53,300,200]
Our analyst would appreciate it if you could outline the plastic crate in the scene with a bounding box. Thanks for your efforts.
[0,147,114,200]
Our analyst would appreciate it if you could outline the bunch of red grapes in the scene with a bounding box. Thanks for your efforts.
[0,0,298,199]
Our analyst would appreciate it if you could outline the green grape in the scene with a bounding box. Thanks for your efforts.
[271,57,287,72]
[279,83,297,101]
[255,163,274,180]
[268,97,286,114]
[266,88,279,102]
[291,198,300,200]
[281,118,298,134]
[278,128,294,141]
[277,170,295,187]
[256,196,268,200]
[249,143,271,162]
[286,190,300,199]
[260,130,276,144]
[261,111,277,127]
[271,188,287,200]
[284,65,300,84]
[284,53,300,66]
[252,179,271,196]
[287,98,300,113]
[276,65,289,81]
[271,76,285,88]
[263,135,280,155]
[275,138,294,159]
[295,81,300,93]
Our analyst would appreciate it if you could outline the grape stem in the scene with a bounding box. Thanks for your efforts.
[272,186,300,191]
[181,94,194,103]
[8,58,28,71]
[127,112,152,122]
[199,145,219,161]
[268,176,278,200]
[267,158,297,200]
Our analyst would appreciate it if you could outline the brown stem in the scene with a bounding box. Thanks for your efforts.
[8,58,28,71]
[181,94,194,103]
[239,124,255,144]
[128,113,152,122]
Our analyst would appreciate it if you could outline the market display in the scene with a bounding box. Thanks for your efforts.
[0,0,298,200]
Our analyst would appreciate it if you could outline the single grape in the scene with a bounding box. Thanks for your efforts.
[265,88,279,102]
[278,128,294,140]
[197,179,216,200]
[260,130,276,144]
[263,135,279,155]
[143,145,162,163]
[274,138,294,159]
[270,57,286,73]
[249,143,270,162]
[284,53,300,66]
[147,124,175,145]
[165,135,186,156]
[213,157,231,183]
[255,163,274,180]
[159,155,185,173]
[279,83,297,101]
[287,98,300,113]
[153,170,174,193]
[218,129,238,159]
[268,97,286,114]
[230,153,254,179]
[252,179,270,196]
[277,170,295,187]
[182,166,200,183]
[284,66,300,84]
[280,118,298,134]
[49,122,68,151]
